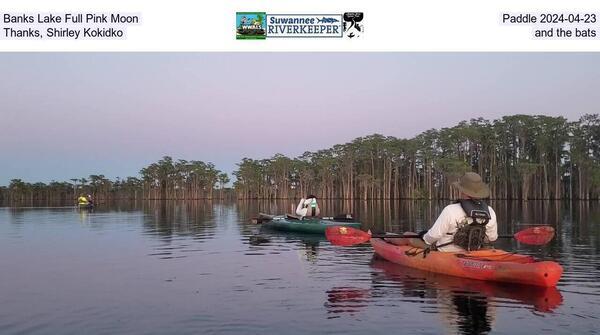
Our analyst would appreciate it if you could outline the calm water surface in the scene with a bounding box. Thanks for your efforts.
[0,200,599,334]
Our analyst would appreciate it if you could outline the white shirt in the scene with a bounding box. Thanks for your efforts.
[295,198,318,217]
[423,203,498,252]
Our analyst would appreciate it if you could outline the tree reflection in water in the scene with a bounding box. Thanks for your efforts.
[324,255,563,333]
[369,256,562,334]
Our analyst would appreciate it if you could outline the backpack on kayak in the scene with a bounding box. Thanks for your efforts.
[452,199,491,251]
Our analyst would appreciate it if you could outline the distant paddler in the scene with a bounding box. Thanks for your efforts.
[296,195,320,218]
[77,194,94,208]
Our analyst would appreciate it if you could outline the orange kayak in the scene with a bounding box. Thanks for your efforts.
[371,257,563,312]
[371,238,563,287]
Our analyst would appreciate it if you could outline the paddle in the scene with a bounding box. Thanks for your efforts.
[325,226,555,247]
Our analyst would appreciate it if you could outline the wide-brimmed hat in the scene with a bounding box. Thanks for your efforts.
[451,172,490,198]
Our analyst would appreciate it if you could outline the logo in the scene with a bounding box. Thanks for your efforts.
[343,12,364,38]
[460,259,494,270]
[236,12,363,39]
[266,14,342,38]
[236,12,266,40]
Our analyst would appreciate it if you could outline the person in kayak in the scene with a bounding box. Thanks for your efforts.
[296,195,321,218]
[78,194,94,207]
[388,172,498,252]
[77,194,89,206]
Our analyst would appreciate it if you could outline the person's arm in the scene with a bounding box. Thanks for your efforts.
[295,198,306,216]
[422,207,452,246]
[486,207,498,242]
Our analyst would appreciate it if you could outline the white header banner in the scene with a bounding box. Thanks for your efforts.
[1,0,599,51]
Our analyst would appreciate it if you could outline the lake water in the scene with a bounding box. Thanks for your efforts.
[0,200,599,334]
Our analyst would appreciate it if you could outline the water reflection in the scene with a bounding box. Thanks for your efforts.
[369,256,563,334]
[140,201,223,260]
[325,287,370,318]
[141,200,217,236]
[322,255,563,333]
[1,200,599,335]
[255,230,327,263]
[371,256,563,311]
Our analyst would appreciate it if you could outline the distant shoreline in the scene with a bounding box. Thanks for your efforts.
[3,113,600,202]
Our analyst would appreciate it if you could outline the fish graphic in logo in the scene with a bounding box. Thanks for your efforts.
[317,17,339,24]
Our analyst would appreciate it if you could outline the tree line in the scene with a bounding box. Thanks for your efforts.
[233,114,600,200]
[2,114,600,204]
[0,156,230,205]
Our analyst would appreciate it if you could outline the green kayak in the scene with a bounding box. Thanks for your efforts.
[261,215,361,234]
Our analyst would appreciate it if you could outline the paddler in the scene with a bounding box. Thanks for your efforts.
[388,172,498,252]
[77,194,89,206]
[77,194,94,207]
[296,195,321,218]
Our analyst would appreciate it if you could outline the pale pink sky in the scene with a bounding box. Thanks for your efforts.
[1,53,598,184]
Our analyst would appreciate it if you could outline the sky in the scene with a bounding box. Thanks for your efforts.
[1,53,599,185]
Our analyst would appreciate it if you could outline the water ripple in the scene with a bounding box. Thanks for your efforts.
[2,202,600,335]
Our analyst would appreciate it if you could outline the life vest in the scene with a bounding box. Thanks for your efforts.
[452,199,491,251]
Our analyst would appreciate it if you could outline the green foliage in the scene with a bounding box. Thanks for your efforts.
[2,156,228,203]
[232,114,598,200]
[436,158,470,177]
[4,113,600,202]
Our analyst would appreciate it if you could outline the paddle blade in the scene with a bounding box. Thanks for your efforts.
[514,226,555,245]
[325,226,371,246]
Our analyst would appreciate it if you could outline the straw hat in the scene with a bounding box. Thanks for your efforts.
[451,172,490,198]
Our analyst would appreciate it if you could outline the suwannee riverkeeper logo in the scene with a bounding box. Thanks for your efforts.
[236,12,363,39]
